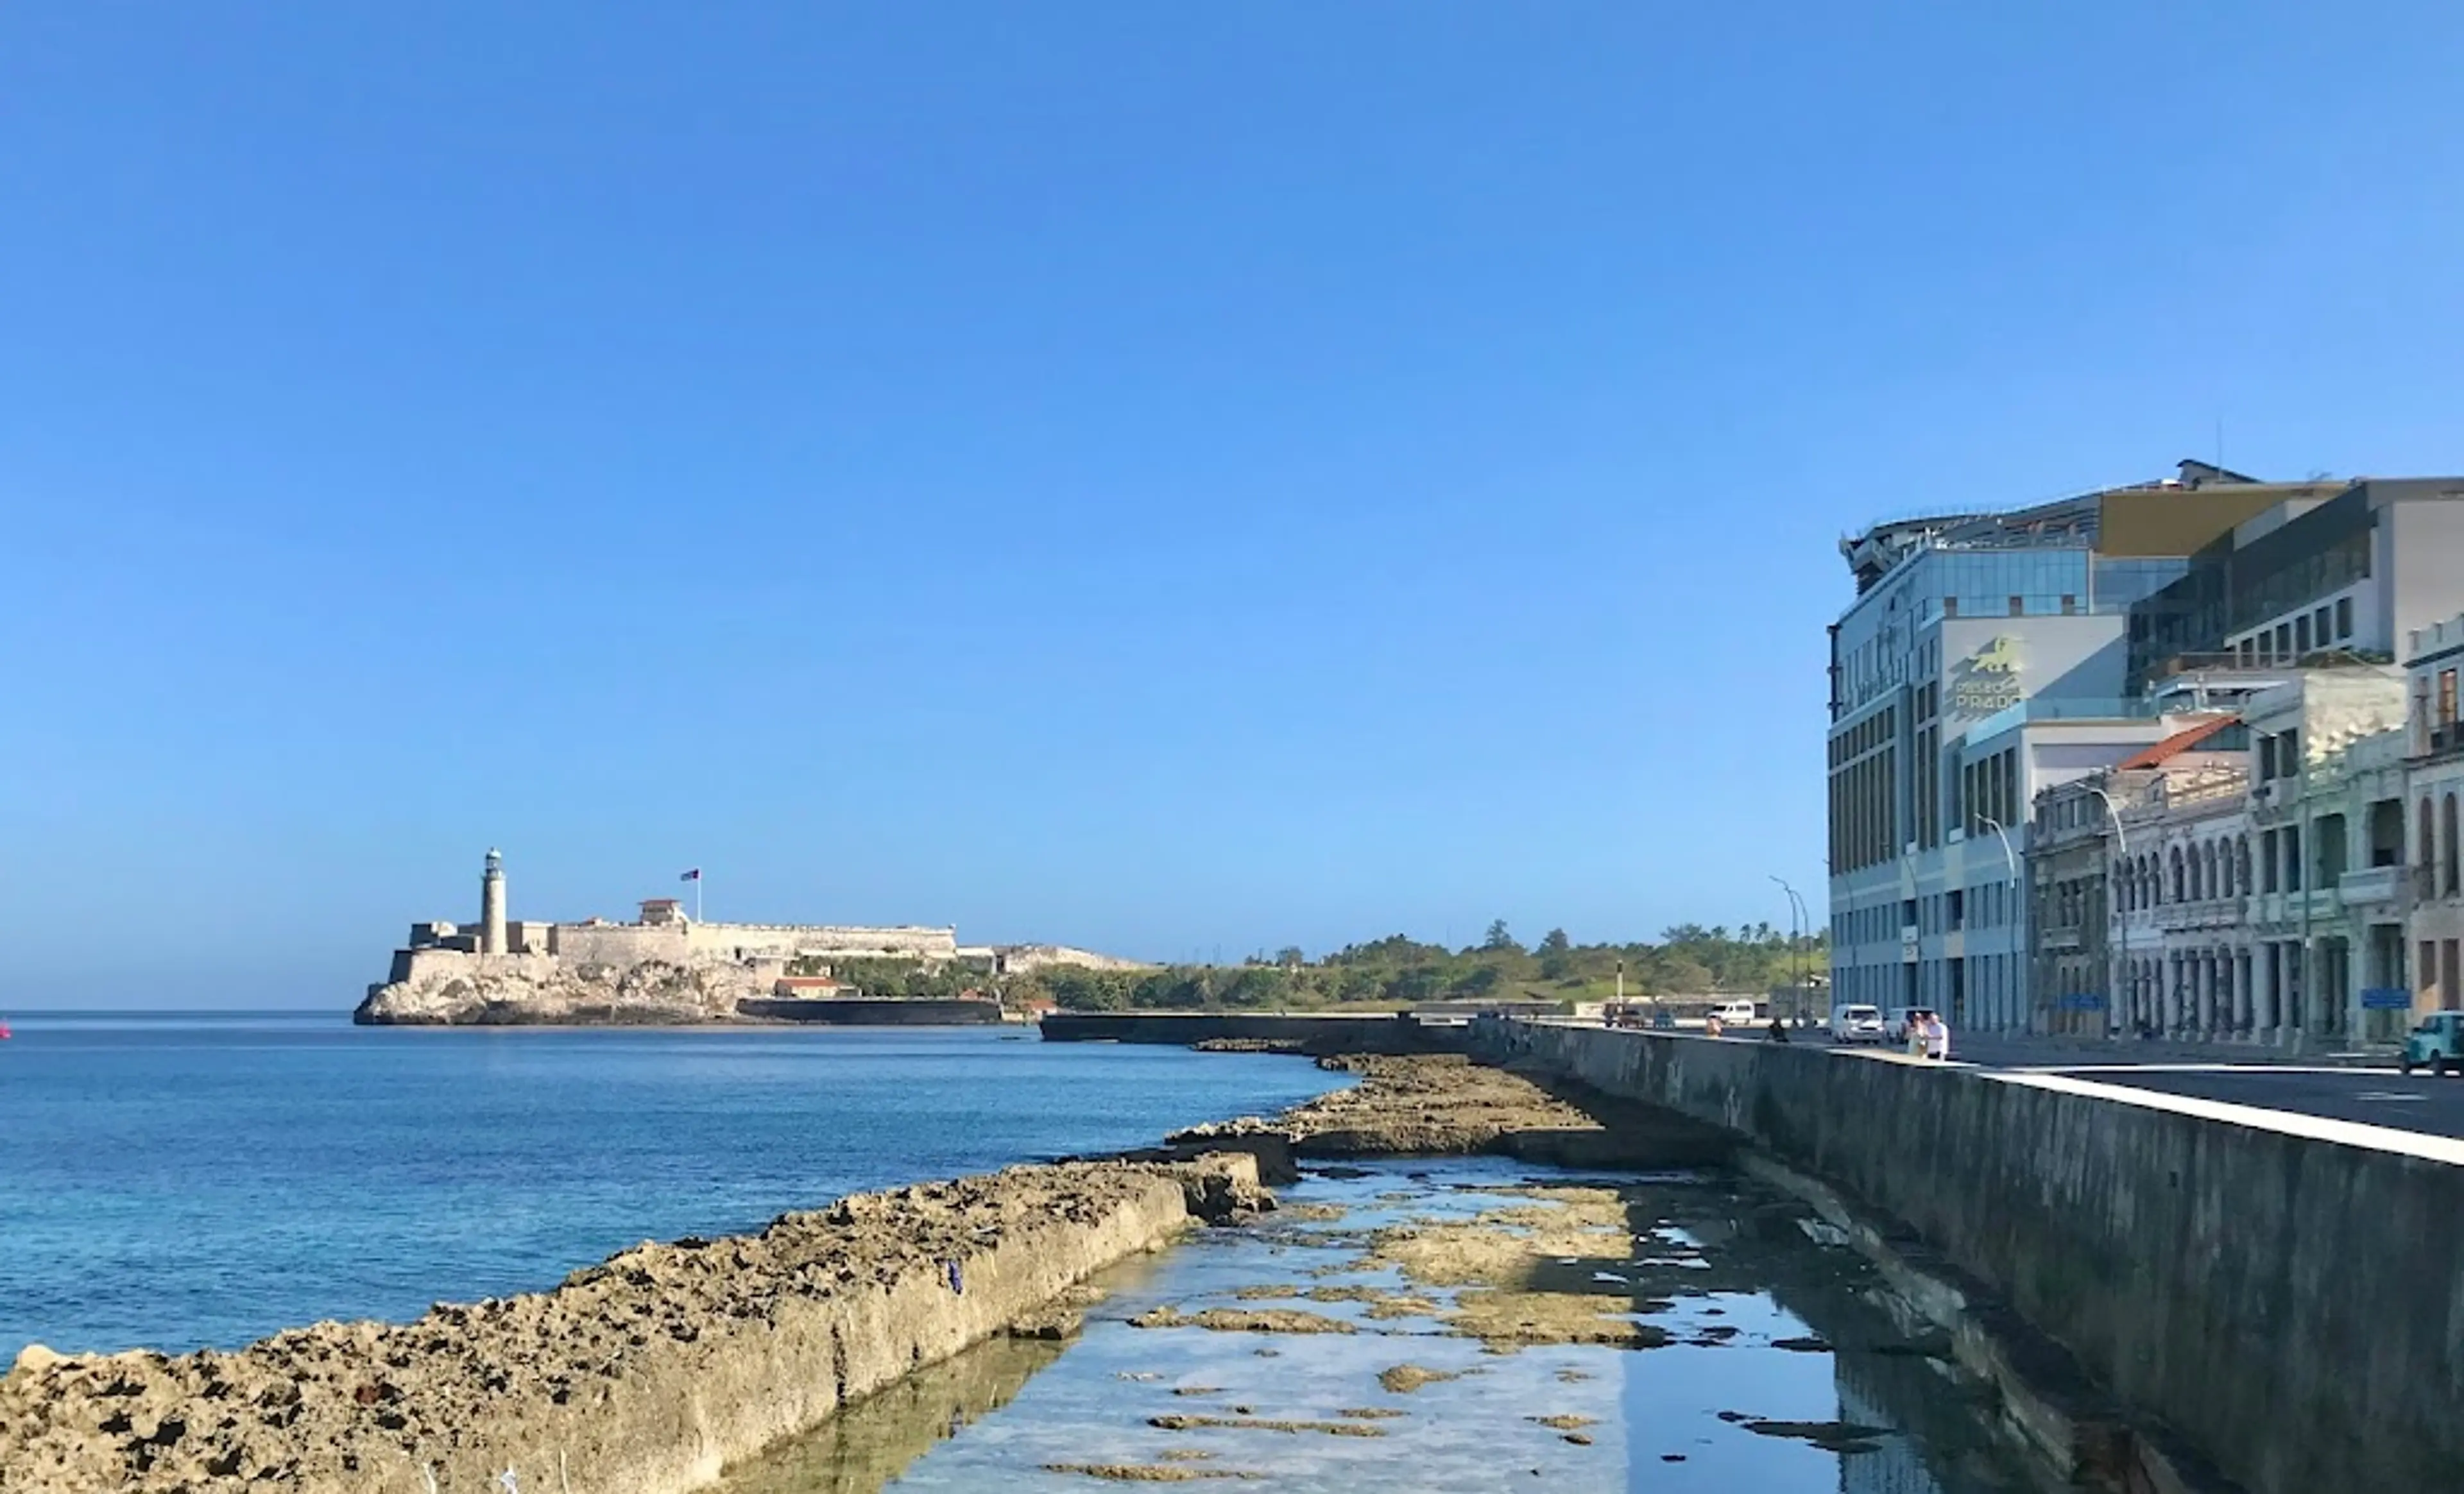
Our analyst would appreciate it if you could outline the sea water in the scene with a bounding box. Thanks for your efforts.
[0,1013,1346,1357]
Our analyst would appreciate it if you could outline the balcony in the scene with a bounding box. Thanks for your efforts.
[2339,865,2406,907]
[2155,896,2246,933]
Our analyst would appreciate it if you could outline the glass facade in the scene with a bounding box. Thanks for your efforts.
[2126,488,2375,684]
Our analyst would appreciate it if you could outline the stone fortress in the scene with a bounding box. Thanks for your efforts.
[355,850,1145,1025]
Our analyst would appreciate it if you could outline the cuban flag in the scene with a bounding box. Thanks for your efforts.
[680,868,701,883]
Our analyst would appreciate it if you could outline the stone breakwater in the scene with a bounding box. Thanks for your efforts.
[355,959,771,1026]
[0,1159,1265,1494]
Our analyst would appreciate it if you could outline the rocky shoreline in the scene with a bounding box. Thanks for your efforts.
[0,1051,2089,1494]
[1,1055,1632,1493]
[0,1155,1271,1494]
[1169,1053,1731,1171]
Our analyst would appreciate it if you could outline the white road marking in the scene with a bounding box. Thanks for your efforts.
[1987,1070,2464,1166]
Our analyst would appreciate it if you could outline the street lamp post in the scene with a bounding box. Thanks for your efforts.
[1976,817,2021,1031]
[1769,876,1807,1021]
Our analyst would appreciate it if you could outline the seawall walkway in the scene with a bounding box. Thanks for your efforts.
[1471,1017,2464,1494]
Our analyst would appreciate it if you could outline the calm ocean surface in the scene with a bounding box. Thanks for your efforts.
[0,1013,1344,1359]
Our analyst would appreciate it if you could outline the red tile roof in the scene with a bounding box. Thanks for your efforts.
[2116,715,2238,771]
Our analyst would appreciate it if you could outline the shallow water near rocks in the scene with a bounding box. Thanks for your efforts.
[0,1015,1350,1355]
[720,1158,2050,1493]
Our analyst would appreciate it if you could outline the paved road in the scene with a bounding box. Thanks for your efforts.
[2002,1065,2464,1141]
[1591,1022,2464,1140]
[1807,1031,2464,1141]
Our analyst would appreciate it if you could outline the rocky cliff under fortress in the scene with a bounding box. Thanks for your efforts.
[354,958,770,1026]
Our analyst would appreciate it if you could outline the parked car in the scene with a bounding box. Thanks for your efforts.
[1885,1006,1938,1045]
[2400,1011,2464,1076]
[1829,1004,1886,1044]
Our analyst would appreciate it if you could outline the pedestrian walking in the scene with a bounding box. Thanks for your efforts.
[1924,1012,1951,1062]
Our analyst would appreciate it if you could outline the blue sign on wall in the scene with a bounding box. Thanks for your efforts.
[2056,992,2108,1012]
[2360,987,2413,1010]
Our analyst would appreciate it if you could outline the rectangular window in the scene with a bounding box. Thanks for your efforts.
[2440,669,2457,726]
[2258,735,2276,781]
[2008,595,2024,617]
[2314,606,2332,646]
[2296,614,2313,654]
[2277,622,2293,658]
[2261,829,2279,893]
[2337,597,2354,640]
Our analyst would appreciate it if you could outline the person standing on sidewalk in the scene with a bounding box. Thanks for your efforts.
[1924,1012,1951,1062]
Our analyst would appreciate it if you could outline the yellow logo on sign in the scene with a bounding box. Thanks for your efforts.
[1970,636,2023,675]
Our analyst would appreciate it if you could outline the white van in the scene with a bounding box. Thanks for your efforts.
[1830,1004,1885,1044]
[1713,999,1759,1027]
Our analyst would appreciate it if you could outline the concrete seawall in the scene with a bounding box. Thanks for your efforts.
[1039,1012,1460,1051]
[1471,1019,2464,1494]
[0,1159,1258,1494]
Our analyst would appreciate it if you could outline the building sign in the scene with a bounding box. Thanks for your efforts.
[2360,987,2413,1010]
[2057,992,2108,1012]
[1949,634,2024,717]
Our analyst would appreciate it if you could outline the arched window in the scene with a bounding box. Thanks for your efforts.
[2169,845,2186,903]
[2445,794,2460,897]
[2236,836,2252,896]
[2422,797,2438,878]
[2205,841,2221,898]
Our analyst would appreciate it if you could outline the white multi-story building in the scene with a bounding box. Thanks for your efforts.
[2239,670,2411,1047]
[2107,720,2257,1039]
[1827,463,2331,1033]
[2404,615,2464,1012]
[1983,470,2464,1042]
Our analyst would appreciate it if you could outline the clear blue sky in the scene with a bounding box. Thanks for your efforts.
[5,6,2461,1007]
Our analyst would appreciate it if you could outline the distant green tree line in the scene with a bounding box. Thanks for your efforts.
[1014,921,1827,1014]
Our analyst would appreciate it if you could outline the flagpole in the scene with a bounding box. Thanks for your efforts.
[696,872,703,925]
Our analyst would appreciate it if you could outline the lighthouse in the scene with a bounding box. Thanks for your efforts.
[480,848,508,955]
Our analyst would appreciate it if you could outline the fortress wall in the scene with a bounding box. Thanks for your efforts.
[997,945,1153,975]
[550,923,691,967]
[683,923,959,962]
